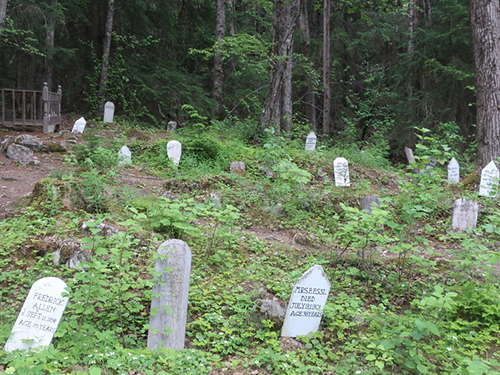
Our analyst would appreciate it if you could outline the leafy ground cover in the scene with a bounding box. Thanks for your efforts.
[0,120,500,374]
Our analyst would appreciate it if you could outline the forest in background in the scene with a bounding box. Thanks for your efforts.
[0,0,476,159]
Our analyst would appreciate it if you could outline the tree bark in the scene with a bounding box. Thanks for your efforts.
[469,0,500,169]
[0,0,7,29]
[213,0,226,119]
[322,0,330,135]
[97,0,115,117]
[43,0,57,92]
[300,0,316,131]
[259,0,301,134]
[283,54,293,132]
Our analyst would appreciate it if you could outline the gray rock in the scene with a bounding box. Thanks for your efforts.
[280,337,306,352]
[0,136,13,153]
[6,144,33,162]
[15,134,43,150]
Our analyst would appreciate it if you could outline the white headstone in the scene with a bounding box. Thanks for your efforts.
[103,101,115,123]
[167,140,182,166]
[333,157,350,187]
[71,117,86,134]
[4,277,69,352]
[452,199,478,231]
[118,145,131,166]
[448,157,460,184]
[479,161,499,197]
[147,239,192,350]
[281,265,330,337]
[305,132,317,151]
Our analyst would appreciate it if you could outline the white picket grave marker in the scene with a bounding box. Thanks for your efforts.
[103,101,115,123]
[4,277,69,352]
[281,265,330,338]
[118,145,131,166]
[71,117,86,134]
[452,198,478,231]
[448,157,460,184]
[479,161,499,197]
[167,140,182,166]
[305,132,317,151]
[147,239,192,350]
[333,157,350,186]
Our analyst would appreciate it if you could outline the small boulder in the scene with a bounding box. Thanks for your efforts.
[15,134,43,150]
[6,143,33,162]
[47,142,68,153]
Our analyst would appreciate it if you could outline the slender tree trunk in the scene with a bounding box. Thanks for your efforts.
[213,0,226,119]
[227,0,235,36]
[300,0,316,130]
[0,0,7,29]
[44,0,57,91]
[322,0,330,135]
[469,0,500,169]
[259,0,301,134]
[97,0,114,117]
[283,55,293,132]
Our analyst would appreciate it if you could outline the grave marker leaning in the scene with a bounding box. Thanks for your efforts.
[479,161,499,197]
[72,117,86,134]
[333,157,350,187]
[147,239,192,350]
[4,277,69,352]
[281,265,330,338]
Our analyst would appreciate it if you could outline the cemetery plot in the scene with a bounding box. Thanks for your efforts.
[333,157,350,187]
[281,265,330,338]
[305,132,317,151]
[479,161,499,197]
[4,277,69,352]
[167,140,182,166]
[103,101,115,123]
[147,239,192,350]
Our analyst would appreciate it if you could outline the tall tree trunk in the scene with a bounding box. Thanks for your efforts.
[259,0,301,134]
[213,0,226,119]
[469,0,500,169]
[227,0,235,36]
[300,0,316,130]
[97,0,114,117]
[282,55,293,132]
[43,0,57,91]
[0,0,7,29]
[322,0,330,135]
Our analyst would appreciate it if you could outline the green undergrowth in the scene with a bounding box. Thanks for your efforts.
[1,123,500,374]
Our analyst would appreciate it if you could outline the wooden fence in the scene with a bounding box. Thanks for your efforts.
[0,83,62,133]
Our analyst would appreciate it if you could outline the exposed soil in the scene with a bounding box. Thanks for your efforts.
[0,120,167,220]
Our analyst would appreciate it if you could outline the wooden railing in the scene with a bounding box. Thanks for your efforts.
[0,83,62,133]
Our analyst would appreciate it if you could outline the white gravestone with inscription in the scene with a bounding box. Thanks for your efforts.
[281,265,330,337]
[167,140,182,166]
[479,161,499,197]
[4,277,69,352]
[305,132,317,151]
[103,101,115,123]
[147,239,192,350]
[452,198,478,231]
[118,145,132,166]
[71,117,86,134]
[333,157,350,187]
[448,157,460,184]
